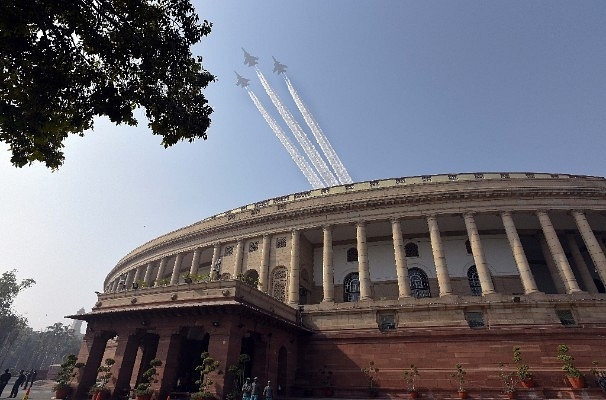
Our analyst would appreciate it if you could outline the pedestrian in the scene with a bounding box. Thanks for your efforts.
[28,370,37,389]
[0,369,11,397]
[241,377,252,400]
[251,377,261,400]
[9,370,26,398]
[21,370,30,389]
[263,380,273,400]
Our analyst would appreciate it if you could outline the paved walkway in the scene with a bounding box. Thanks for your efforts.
[0,380,54,400]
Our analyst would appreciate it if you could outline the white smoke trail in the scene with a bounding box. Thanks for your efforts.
[284,75,353,185]
[247,90,324,189]
[255,67,339,187]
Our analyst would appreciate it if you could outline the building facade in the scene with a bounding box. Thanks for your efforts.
[73,172,606,399]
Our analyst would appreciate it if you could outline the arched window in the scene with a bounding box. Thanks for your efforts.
[465,240,473,255]
[467,265,482,296]
[346,247,358,262]
[271,266,288,302]
[404,242,419,257]
[408,268,430,298]
[344,272,360,302]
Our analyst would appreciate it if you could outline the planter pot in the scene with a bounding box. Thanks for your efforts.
[457,391,467,399]
[567,376,586,389]
[408,390,419,399]
[506,391,516,399]
[520,378,535,388]
[94,390,110,400]
[55,387,71,399]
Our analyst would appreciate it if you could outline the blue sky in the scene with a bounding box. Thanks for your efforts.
[2,1,606,331]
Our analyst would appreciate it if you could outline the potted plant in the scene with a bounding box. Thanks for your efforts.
[319,365,335,397]
[361,360,379,397]
[402,364,420,399]
[498,363,517,399]
[191,352,221,400]
[450,363,467,399]
[513,347,534,388]
[89,358,115,400]
[590,361,606,392]
[556,344,585,388]
[133,358,162,400]
[53,354,84,399]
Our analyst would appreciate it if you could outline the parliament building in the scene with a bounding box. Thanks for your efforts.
[72,172,606,399]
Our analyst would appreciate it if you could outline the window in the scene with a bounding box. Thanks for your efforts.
[465,311,485,328]
[467,266,482,296]
[276,237,287,248]
[224,246,233,256]
[271,267,288,302]
[249,241,259,252]
[556,309,576,326]
[344,272,360,302]
[404,242,419,257]
[346,247,358,263]
[408,268,430,298]
[378,314,396,331]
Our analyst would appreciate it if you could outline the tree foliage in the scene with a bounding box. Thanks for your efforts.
[0,0,215,169]
[0,270,36,366]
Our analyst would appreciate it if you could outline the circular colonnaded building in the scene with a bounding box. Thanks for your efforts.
[72,172,606,400]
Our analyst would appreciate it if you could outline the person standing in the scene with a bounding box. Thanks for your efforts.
[251,377,261,400]
[9,370,25,398]
[21,370,31,389]
[28,370,37,388]
[241,377,252,400]
[0,369,11,397]
[263,380,273,400]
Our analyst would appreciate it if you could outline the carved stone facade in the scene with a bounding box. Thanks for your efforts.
[72,172,606,399]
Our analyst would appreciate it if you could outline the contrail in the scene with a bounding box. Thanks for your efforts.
[247,90,324,189]
[255,67,339,187]
[284,75,353,184]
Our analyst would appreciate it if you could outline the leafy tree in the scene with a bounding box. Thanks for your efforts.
[0,0,215,169]
[0,270,35,357]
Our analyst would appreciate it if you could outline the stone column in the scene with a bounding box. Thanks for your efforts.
[74,332,112,399]
[125,269,136,290]
[288,229,300,305]
[538,234,566,294]
[572,210,606,287]
[132,266,143,288]
[566,234,599,294]
[155,257,168,286]
[260,234,271,292]
[155,329,183,400]
[463,213,495,295]
[211,243,221,281]
[143,262,154,287]
[234,240,244,277]
[357,221,373,301]
[170,253,183,285]
[322,225,335,302]
[189,248,201,277]
[501,212,540,294]
[427,215,453,296]
[536,210,582,293]
[113,332,141,397]
[391,218,411,298]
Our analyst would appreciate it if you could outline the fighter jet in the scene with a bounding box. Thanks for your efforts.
[234,71,250,88]
[242,48,258,67]
[272,56,287,74]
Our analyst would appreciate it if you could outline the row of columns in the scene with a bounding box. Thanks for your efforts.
[301,210,606,305]
[108,210,606,305]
